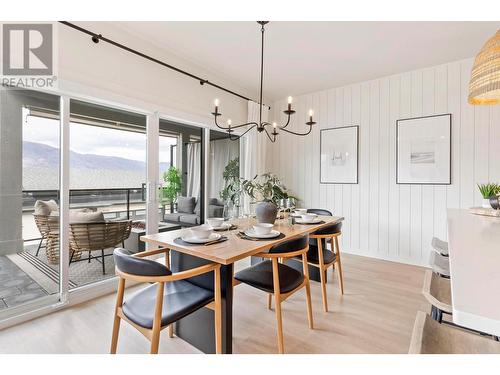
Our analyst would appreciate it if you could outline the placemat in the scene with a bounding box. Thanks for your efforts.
[294,220,325,225]
[213,224,238,232]
[236,232,286,241]
[174,236,228,246]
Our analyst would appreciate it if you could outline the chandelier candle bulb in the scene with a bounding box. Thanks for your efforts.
[309,109,314,122]
[287,96,293,110]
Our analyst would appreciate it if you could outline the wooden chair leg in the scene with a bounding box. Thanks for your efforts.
[317,239,329,312]
[334,236,344,295]
[150,282,165,354]
[302,253,314,329]
[268,293,272,310]
[272,258,285,354]
[110,277,125,354]
[214,266,222,354]
[168,324,174,338]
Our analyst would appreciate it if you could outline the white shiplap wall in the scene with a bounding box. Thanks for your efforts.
[266,58,500,266]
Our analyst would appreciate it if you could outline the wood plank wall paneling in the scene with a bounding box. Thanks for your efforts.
[266,58,500,266]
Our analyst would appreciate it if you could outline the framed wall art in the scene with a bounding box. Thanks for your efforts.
[396,114,451,185]
[320,125,359,184]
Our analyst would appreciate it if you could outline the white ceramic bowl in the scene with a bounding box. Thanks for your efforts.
[294,209,307,215]
[190,224,214,239]
[253,223,274,235]
[300,213,317,222]
[207,218,225,228]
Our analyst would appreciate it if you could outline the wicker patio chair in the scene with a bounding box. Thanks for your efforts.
[68,220,132,275]
[33,214,51,257]
[44,217,83,265]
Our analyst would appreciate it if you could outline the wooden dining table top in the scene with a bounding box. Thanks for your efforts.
[140,215,344,265]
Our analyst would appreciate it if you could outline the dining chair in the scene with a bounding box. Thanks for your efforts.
[408,311,500,354]
[299,208,344,312]
[110,247,222,354]
[234,235,313,354]
[422,269,452,323]
[431,237,449,257]
[430,251,450,278]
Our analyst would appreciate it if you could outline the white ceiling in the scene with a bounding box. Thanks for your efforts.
[115,21,499,101]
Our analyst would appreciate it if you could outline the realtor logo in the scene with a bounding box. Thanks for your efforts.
[2,23,53,76]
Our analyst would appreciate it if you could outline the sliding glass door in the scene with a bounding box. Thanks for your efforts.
[0,86,62,316]
[0,86,231,325]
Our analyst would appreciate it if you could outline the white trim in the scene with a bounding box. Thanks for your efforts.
[202,128,210,222]
[146,111,160,238]
[59,95,70,302]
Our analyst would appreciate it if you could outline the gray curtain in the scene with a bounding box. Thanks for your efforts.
[186,142,201,198]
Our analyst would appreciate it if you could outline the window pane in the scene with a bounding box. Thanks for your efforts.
[68,99,146,289]
[0,86,61,314]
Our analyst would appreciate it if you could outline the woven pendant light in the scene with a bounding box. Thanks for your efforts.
[468,29,500,105]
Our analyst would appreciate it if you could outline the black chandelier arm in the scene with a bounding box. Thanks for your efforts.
[227,124,258,141]
[278,125,313,137]
[263,126,277,143]
[214,115,258,131]
[278,112,293,129]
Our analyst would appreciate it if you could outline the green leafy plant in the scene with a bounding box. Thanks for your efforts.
[477,183,500,199]
[241,173,297,205]
[162,166,182,212]
[220,157,241,206]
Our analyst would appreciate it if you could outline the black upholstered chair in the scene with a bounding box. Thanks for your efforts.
[234,235,313,354]
[300,208,344,312]
[110,247,222,354]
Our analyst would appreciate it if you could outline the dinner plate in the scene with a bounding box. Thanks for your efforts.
[181,233,222,244]
[295,218,323,224]
[243,228,281,239]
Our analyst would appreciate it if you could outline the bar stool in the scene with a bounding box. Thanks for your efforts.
[408,311,500,354]
[301,209,343,312]
[110,248,222,354]
[422,270,452,323]
[430,251,450,278]
[234,235,313,354]
[431,237,449,257]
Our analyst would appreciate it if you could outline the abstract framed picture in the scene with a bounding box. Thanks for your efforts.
[396,114,451,185]
[320,125,359,184]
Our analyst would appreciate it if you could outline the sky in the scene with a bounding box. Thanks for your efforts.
[23,115,176,163]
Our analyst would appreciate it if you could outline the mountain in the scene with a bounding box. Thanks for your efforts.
[23,141,171,173]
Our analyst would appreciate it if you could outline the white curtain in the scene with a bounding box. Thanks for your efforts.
[209,138,239,200]
[186,142,201,197]
[241,100,269,213]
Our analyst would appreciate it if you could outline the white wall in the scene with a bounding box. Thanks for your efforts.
[267,57,500,266]
[56,22,250,126]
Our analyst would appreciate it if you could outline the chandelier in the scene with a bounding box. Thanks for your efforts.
[211,21,316,142]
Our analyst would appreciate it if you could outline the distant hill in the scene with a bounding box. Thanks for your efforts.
[22,141,171,190]
[23,141,170,172]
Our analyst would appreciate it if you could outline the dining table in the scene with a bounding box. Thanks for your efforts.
[140,215,344,354]
[447,208,500,337]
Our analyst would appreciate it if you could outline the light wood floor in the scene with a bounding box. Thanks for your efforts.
[0,253,429,354]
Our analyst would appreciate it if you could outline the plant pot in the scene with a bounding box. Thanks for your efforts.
[255,201,278,224]
[490,196,500,210]
[482,198,492,208]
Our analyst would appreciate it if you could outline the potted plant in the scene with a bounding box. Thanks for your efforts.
[220,157,241,219]
[241,173,296,223]
[477,183,500,208]
[162,166,182,213]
